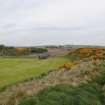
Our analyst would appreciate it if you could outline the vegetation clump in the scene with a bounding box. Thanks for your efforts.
[59,61,81,70]
[0,44,48,56]
[19,84,104,105]
[69,48,105,59]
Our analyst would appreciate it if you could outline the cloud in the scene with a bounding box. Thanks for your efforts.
[0,0,105,46]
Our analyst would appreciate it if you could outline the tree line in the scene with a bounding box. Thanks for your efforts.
[0,45,48,56]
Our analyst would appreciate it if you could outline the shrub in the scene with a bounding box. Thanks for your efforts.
[59,61,80,70]
[19,84,104,105]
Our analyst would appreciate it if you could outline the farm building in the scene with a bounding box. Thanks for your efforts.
[38,53,50,59]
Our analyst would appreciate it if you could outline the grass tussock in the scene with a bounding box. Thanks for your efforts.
[19,84,104,105]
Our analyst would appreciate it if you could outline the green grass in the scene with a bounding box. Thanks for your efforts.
[19,84,104,105]
[65,55,81,61]
[93,61,105,85]
[0,57,69,90]
[19,60,105,105]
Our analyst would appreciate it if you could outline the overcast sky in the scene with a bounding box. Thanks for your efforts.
[0,0,105,46]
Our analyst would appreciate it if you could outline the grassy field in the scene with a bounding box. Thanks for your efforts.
[0,57,69,89]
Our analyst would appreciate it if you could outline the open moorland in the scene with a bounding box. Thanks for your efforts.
[0,46,105,105]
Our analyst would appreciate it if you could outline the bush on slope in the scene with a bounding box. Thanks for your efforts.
[19,84,104,105]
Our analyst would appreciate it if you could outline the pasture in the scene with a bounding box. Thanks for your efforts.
[0,57,69,89]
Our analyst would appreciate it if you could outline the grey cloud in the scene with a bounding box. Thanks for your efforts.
[0,0,105,46]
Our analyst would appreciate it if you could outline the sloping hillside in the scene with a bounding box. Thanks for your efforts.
[0,48,105,105]
[0,59,105,105]
[69,48,105,59]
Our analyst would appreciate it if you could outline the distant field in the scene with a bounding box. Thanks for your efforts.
[0,57,69,89]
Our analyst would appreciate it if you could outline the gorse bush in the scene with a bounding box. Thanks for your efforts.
[69,48,105,60]
[59,61,81,70]
[19,84,104,105]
